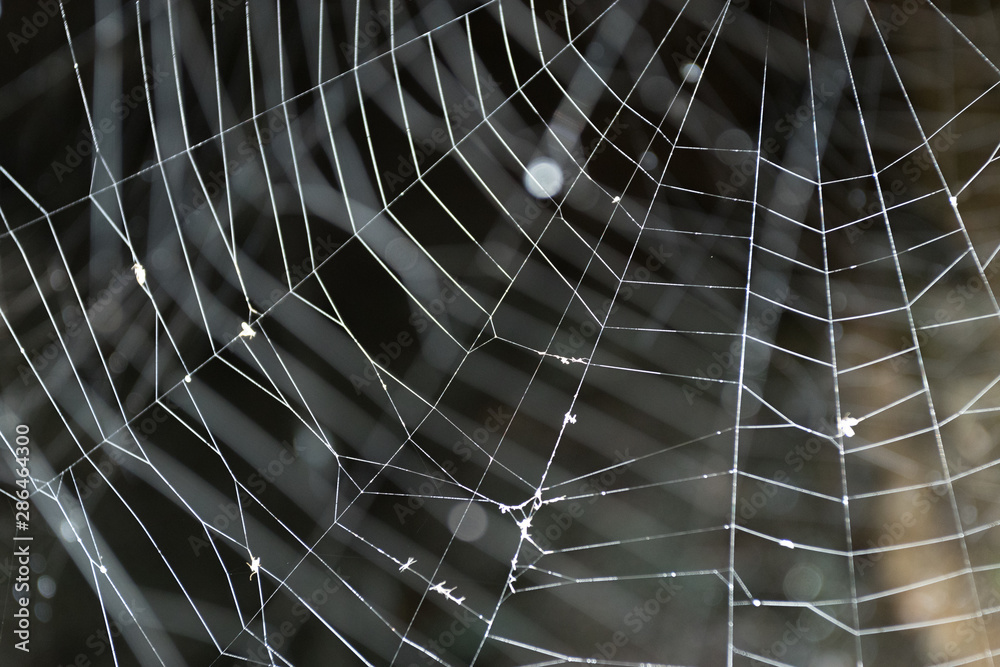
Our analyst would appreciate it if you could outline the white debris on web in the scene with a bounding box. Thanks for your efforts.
[131,262,146,285]
[7,1,1000,665]
[247,555,261,581]
[430,581,464,605]
[540,350,589,365]
[837,414,860,438]
[516,515,533,540]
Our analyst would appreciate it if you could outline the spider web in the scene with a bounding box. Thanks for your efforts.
[2,0,1000,665]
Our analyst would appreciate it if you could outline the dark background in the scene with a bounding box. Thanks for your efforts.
[1,0,1000,665]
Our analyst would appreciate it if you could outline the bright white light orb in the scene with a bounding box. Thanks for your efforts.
[680,62,703,84]
[38,575,57,599]
[447,502,489,542]
[385,237,420,272]
[783,564,824,601]
[716,128,753,166]
[524,158,563,199]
